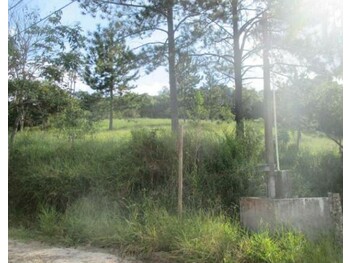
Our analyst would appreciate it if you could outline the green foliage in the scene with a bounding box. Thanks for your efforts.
[14,195,342,263]
[182,124,264,210]
[74,91,107,121]
[8,80,70,128]
[241,88,263,119]
[139,92,171,118]
[125,129,177,193]
[277,77,342,154]
[201,79,234,121]
[312,81,343,152]
[173,213,241,262]
[176,52,202,120]
[9,121,264,218]
[9,226,37,241]
[9,136,93,216]
[9,169,92,216]
[240,230,306,263]
[291,152,343,198]
[38,206,62,237]
[193,90,208,120]
[276,130,342,199]
[301,236,343,263]
[9,119,343,262]
[83,22,138,130]
[84,22,138,95]
[51,100,95,143]
[276,77,315,134]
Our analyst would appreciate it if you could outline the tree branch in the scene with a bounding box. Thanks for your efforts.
[240,19,260,51]
[242,46,263,62]
[326,134,343,150]
[241,64,263,77]
[131,41,166,51]
[174,12,201,32]
[190,53,234,64]
[204,16,234,39]
[91,0,167,17]
[242,76,263,80]
[119,26,167,40]
[238,10,264,36]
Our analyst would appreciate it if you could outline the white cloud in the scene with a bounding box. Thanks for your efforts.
[133,82,168,96]
[132,67,169,95]
[75,79,93,93]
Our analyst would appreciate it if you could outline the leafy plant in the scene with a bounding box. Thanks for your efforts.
[52,99,95,143]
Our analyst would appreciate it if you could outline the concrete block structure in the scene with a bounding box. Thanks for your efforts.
[240,195,341,239]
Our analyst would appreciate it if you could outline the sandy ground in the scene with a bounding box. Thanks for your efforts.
[8,239,143,263]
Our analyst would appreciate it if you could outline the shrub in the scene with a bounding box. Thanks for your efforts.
[51,100,95,143]
[38,206,62,237]
[291,152,342,197]
[182,124,265,210]
[174,213,241,262]
[125,129,177,193]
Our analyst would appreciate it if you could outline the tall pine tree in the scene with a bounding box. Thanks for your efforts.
[84,22,138,130]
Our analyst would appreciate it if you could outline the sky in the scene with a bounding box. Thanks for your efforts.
[11,0,170,95]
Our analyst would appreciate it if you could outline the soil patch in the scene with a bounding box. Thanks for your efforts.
[8,239,142,263]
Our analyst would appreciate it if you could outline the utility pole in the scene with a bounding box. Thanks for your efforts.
[262,12,276,198]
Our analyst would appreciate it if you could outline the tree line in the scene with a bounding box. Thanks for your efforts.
[8,0,342,151]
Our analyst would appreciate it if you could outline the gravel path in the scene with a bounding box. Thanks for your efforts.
[8,239,143,263]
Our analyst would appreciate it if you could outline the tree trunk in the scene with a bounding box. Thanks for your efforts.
[9,84,25,148]
[10,115,21,148]
[167,1,179,133]
[232,0,244,138]
[109,86,114,130]
[19,107,26,131]
[263,12,275,198]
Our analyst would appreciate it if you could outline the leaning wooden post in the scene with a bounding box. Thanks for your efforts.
[177,124,184,215]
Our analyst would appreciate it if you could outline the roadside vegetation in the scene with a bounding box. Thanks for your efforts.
[9,119,342,262]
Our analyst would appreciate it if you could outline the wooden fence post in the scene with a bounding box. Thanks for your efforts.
[177,124,184,215]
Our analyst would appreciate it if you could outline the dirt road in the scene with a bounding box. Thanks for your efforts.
[8,239,142,263]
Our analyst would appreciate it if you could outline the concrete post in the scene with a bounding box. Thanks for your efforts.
[268,174,276,198]
[275,170,291,198]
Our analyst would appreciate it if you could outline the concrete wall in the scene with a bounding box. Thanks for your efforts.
[240,197,335,238]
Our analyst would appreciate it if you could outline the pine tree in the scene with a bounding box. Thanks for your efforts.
[84,23,138,130]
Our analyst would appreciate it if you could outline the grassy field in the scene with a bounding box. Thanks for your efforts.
[98,118,337,154]
[9,118,342,262]
[24,117,338,154]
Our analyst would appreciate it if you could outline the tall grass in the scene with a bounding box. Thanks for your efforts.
[33,195,342,262]
[9,118,342,262]
[9,121,266,217]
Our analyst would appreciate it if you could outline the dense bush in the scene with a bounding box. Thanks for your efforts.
[182,124,265,210]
